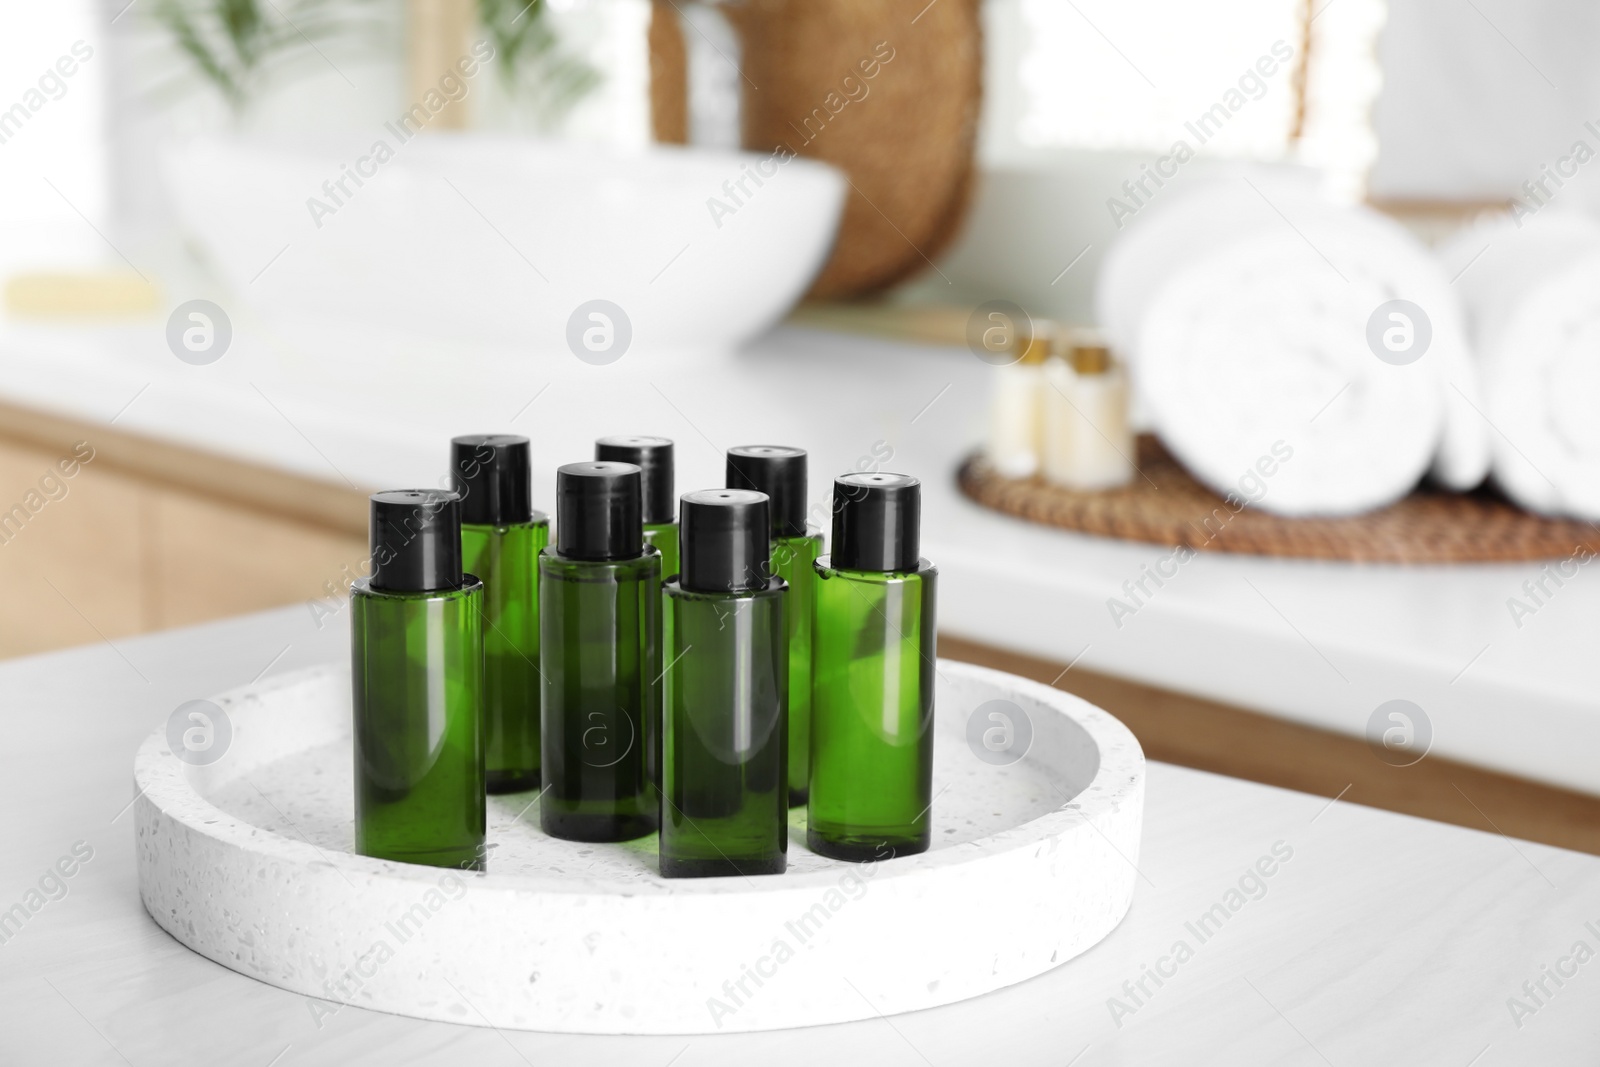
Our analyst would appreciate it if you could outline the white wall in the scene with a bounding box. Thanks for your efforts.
[0,2,110,271]
[1370,0,1600,202]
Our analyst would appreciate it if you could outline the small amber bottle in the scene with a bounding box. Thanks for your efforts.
[986,331,1051,478]
[1042,334,1135,490]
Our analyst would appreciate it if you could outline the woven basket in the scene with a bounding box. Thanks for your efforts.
[958,437,1600,564]
[650,0,982,299]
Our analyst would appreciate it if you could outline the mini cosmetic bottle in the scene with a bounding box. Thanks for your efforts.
[809,473,937,862]
[1042,337,1135,490]
[452,434,548,794]
[595,436,678,580]
[352,490,485,870]
[985,332,1050,478]
[726,444,821,807]
[660,490,788,878]
[539,461,661,842]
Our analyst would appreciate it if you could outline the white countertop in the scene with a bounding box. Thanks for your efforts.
[1,605,1596,1063]
[4,311,1598,796]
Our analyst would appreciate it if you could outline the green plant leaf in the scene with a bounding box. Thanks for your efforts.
[148,0,385,112]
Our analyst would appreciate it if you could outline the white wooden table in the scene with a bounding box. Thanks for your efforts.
[1,605,1596,1065]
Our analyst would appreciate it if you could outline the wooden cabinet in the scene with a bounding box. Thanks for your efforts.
[0,442,146,653]
[145,490,365,631]
[0,403,367,659]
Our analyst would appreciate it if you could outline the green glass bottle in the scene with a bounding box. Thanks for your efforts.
[661,489,788,878]
[644,520,680,582]
[596,436,678,579]
[453,435,548,794]
[808,473,937,862]
[540,461,661,842]
[352,490,485,870]
[727,445,821,807]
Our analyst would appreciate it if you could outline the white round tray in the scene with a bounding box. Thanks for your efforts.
[134,659,1144,1035]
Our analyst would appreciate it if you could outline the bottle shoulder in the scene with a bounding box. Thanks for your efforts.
[775,530,825,550]
[771,531,822,570]
[814,555,936,583]
[540,546,660,579]
[462,515,549,536]
[663,576,787,602]
[352,576,483,601]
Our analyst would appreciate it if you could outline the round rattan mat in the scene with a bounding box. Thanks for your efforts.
[957,437,1600,564]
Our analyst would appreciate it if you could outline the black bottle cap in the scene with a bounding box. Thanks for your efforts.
[831,473,921,573]
[369,490,464,593]
[680,489,770,593]
[595,436,674,524]
[451,434,531,526]
[726,445,808,538]
[556,461,642,561]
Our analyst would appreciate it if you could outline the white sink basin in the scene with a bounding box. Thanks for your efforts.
[163,134,845,360]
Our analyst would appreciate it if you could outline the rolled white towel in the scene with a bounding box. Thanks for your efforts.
[1439,211,1600,519]
[1098,178,1487,515]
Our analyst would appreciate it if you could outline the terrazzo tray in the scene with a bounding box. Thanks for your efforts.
[133,660,1144,1035]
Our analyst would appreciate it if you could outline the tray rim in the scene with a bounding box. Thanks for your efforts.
[134,658,1144,897]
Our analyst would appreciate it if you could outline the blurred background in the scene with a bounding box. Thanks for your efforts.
[5,0,1600,848]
